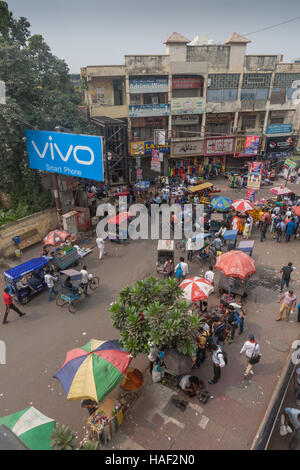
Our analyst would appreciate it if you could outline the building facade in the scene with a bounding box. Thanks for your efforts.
[81,32,300,183]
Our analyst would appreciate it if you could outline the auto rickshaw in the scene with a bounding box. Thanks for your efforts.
[3,257,50,304]
[156,240,174,275]
[107,212,133,242]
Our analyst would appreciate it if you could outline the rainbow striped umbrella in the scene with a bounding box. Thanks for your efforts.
[210,196,232,212]
[54,339,132,402]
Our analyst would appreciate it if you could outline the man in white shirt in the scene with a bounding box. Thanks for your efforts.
[44,269,58,302]
[96,237,105,260]
[179,375,202,397]
[175,257,189,282]
[80,265,89,296]
[240,334,261,379]
[284,408,300,431]
[208,344,226,384]
[205,266,214,285]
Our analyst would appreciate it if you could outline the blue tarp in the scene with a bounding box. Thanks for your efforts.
[4,257,50,281]
[223,230,238,241]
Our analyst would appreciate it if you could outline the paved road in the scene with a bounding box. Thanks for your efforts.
[0,176,299,449]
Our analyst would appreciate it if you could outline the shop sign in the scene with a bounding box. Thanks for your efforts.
[206,113,232,123]
[129,78,168,94]
[266,123,292,134]
[172,140,204,157]
[25,129,103,181]
[130,141,145,156]
[172,77,202,89]
[145,140,170,155]
[247,161,262,191]
[129,104,170,117]
[171,97,205,115]
[235,135,260,157]
[172,115,199,125]
[204,137,235,156]
[266,135,296,155]
[284,158,297,169]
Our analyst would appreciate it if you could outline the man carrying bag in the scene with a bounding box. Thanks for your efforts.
[240,334,261,379]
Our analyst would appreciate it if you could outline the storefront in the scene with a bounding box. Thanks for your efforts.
[227,135,261,170]
[130,140,170,180]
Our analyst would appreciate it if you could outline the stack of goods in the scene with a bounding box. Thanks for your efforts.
[87,400,124,445]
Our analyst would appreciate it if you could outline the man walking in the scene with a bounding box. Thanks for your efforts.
[44,269,58,302]
[260,219,268,242]
[208,344,226,384]
[276,290,297,322]
[96,236,105,260]
[280,262,294,292]
[285,218,296,243]
[175,257,189,283]
[240,334,261,379]
[80,265,89,297]
[3,288,26,324]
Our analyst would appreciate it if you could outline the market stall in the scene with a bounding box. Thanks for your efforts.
[86,398,124,445]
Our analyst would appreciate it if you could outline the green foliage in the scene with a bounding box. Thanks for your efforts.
[110,277,202,357]
[0,2,97,212]
[50,424,77,451]
[78,440,100,450]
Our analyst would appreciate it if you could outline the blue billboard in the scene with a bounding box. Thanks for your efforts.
[266,124,292,134]
[25,130,103,181]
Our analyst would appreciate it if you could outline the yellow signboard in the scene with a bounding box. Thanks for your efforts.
[130,142,145,157]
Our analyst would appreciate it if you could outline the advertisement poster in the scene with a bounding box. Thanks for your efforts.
[266,135,296,156]
[204,137,235,156]
[172,140,204,157]
[151,150,160,172]
[25,129,103,181]
[235,135,260,157]
[137,169,143,180]
[171,97,205,115]
[247,161,262,190]
[246,189,256,201]
[130,141,145,156]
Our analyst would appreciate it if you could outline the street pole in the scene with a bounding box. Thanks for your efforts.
[52,173,63,227]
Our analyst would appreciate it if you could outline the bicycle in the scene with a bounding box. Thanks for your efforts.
[88,274,100,291]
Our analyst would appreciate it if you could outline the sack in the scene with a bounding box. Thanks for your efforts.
[175,263,183,279]
[217,350,228,366]
[152,364,164,383]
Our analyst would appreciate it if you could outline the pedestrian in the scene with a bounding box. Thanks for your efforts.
[175,257,189,283]
[44,269,58,302]
[280,262,294,292]
[96,236,105,260]
[243,219,251,239]
[163,259,173,278]
[148,343,159,375]
[227,306,242,344]
[208,344,226,385]
[205,265,214,285]
[285,218,296,243]
[2,288,26,324]
[213,235,222,254]
[276,290,297,322]
[80,265,89,297]
[240,334,261,379]
[81,399,98,417]
[194,327,209,367]
[260,219,268,242]
[276,219,285,243]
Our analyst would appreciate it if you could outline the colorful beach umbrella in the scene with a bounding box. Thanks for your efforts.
[210,196,233,212]
[231,199,255,212]
[215,250,256,280]
[43,230,70,247]
[0,407,55,450]
[269,186,293,196]
[54,339,132,402]
[179,277,214,302]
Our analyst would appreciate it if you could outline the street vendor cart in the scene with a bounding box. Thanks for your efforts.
[86,398,124,445]
[156,240,174,274]
[237,240,254,257]
[223,229,238,249]
[51,245,79,270]
[218,272,250,298]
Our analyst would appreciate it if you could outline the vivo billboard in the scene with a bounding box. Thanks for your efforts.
[25,130,104,181]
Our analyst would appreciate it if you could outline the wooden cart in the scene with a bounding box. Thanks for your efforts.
[87,398,124,445]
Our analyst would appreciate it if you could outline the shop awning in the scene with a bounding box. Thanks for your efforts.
[188,182,213,193]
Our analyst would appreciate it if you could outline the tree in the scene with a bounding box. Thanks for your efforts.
[110,277,202,357]
[0,1,96,214]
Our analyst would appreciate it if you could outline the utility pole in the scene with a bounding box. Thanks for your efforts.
[53,126,65,227]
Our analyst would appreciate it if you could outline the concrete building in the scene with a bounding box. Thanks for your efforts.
[81,32,300,183]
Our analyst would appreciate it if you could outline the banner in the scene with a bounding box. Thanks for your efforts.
[154,129,166,146]
[130,141,145,156]
[25,130,103,181]
[247,161,262,190]
[151,150,160,172]
[171,97,205,115]
[137,169,143,180]
[266,124,292,134]
[204,137,235,156]
[246,189,256,201]
[235,135,260,157]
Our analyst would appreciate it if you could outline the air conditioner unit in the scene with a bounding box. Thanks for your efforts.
[152,96,158,105]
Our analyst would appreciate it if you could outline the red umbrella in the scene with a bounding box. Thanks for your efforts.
[231,199,255,212]
[269,186,293,196]
[43,230,70,247]
[179,277,214,302]
[292,206,300,217]
[215,250,256,280]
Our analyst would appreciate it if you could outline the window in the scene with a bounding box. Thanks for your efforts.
[207,89,238,102]
[270,117,284,124]
[241,88,268,101]
[206,122,231,136]
[143,93,168,104]
[241,115,256,130]
[172,88,198,98]
[113,80,124,105]
[130,94,141,105]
